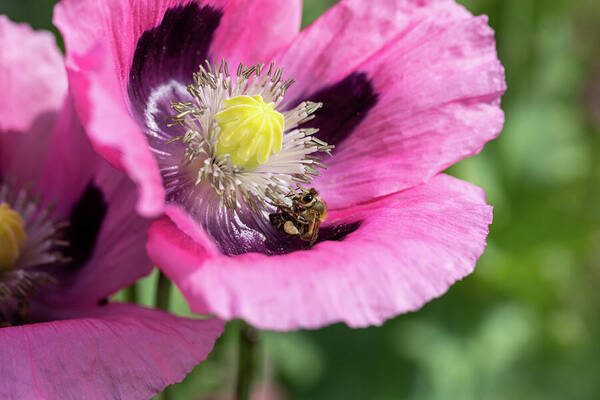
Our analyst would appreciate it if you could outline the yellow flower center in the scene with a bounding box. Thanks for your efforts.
[0,203,26,270]
[215,95,284,170]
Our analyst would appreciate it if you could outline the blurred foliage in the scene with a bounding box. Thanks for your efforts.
[2,0,599,399]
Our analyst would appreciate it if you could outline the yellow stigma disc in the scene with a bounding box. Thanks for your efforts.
[0,203,26,270]
[215,95,284,170]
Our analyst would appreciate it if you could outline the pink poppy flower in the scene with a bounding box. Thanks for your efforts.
[0,17,223,398]
[54,0,506,330]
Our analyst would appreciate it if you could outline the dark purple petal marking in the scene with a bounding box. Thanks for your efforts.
[169,183,361,256]
[128,3,223,119]
[62,183,107,269]
[315,221,361,245]
[209,211,361,256]
[301,72,379,149]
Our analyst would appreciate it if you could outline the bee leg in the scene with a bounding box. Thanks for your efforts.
[301,218,320,248]
[283,220,300,236]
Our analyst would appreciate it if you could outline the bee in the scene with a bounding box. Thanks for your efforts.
[269,188,327,246]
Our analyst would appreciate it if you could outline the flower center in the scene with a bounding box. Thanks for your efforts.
[0,184,68,325]
[166,60,333,210]
[215,95,284,170]
[0,203,26,270]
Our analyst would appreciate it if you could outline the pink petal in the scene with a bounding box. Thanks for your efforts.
[35,97,101,217]
[276,0,505,209]
[44,162,153,306]
[55,0,300,88]
[0,74,150,305]
[0,303,224,399]
[0,17,71,192]
[148,174,493,330]
[0,17,150,308]
[61,40,165,217]
[54,0,302,217]
[277,0,470,102]
[211,0,301,67]
[0,109,63,199]
[0,16,66,132]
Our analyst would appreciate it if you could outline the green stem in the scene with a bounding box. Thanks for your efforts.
[155,271,172,400]
[155,271,171,312]
[124,283,138,304]
[235,322,260,400]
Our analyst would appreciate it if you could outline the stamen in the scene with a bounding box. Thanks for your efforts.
[0,183,67,325]
[166,60,332,210]
[0,184,70,268]
[0,269,56,326]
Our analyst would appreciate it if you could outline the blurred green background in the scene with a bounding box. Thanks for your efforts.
[3,0,599,398]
